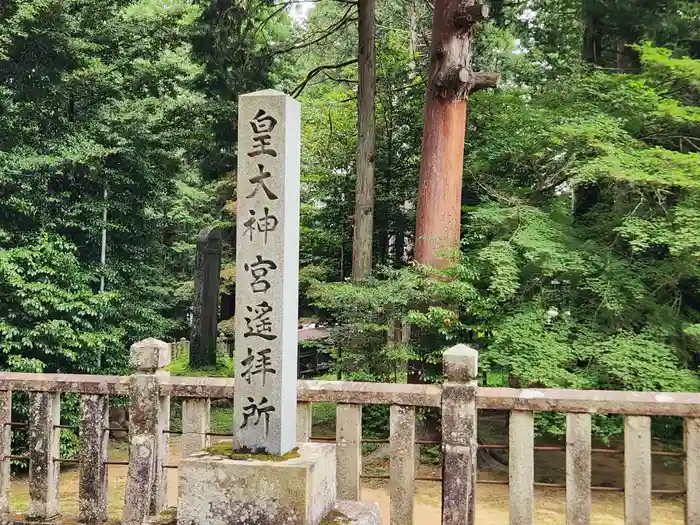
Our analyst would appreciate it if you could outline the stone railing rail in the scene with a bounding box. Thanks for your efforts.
[0,340,697,525]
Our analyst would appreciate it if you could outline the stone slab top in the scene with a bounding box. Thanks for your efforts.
[130,338,171,372]
[182,441,335,469]
[443,343,478,382]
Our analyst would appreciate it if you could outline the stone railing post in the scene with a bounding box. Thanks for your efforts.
[0,391,11,516]
[28,392,61,520]
[181,398,210,458]
[123,338,170,525]
[441,344,478,525]
[79,394,109,523]
[152,347,171,514]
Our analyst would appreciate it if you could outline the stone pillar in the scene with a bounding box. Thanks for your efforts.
[336,404,362,501]
[441,344,478,525]
[390,405,415,525]
[296,402,312,443]
[509,411,534,525]
[685,418,700,525]
[234,89,300,456]
[182,398,211,458]
[624,416,651,525]
[79,394,109,524]
[123,338,170,525]
[566,413,591,525]
[28,392,61,520]
[190,226,222,369]
[152,363,171,514]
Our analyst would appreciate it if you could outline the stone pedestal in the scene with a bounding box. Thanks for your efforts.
[177,442,335,525]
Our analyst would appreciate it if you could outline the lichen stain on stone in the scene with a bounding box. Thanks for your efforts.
[202,500,298,525]
[319,510,350,525]
[519,390,544,399]
[202,442,300,462]
[147,507,177,525]
[11,515,122,525]
[655,393,675,403]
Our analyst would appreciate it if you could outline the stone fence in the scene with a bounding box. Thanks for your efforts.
[0,339,697,525]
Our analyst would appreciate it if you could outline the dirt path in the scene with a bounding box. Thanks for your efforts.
[361,481,685,525]
[5,441,686,525]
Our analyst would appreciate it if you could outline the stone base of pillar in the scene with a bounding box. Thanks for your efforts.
[177,442,336,525]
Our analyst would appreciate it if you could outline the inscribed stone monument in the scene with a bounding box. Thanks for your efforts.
[234,90,300,456]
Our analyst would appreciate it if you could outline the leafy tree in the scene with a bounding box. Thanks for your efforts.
[0,236,121,373]
[300,0,700,441]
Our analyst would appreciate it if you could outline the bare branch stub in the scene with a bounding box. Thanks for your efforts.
[471,71,501,91]
[453,3,489,28]
[429,1,497,100]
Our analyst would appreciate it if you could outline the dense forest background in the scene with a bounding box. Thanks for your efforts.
[1,0,699,441]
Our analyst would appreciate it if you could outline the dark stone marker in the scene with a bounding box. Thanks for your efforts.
[190,226,223,368]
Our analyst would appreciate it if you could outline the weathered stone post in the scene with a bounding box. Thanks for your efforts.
[181,398,211,457]
[79,394,109,523]
[152,350,171,514]
[28,392,61,520]
[441,344,478,525]
[190,226,222,369]
[0,391,11,516]
[123,338,171,525]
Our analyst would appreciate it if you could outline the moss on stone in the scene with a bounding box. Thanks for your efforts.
[320,510,350,525]
[150,507,177,525]
[203,441,300,461]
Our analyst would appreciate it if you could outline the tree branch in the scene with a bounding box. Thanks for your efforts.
[340,79,426,103]
[470,71,501,92]
[323,71,358,84]
[453,3,489,29]
[378,79,426,95]
[267,4,357,57]
[290,58,359,98]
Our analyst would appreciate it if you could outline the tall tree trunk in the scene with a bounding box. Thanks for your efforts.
[414,0,496,269]
[583,13,603,66]
[398,0,419,266]
[410,0,497,385]
[352,0,376,281]
[408,0,419,77]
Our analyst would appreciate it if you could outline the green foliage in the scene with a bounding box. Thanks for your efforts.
[298,0,700,441]
[312,402,336,435]
[166,353,234,377]
[0,0,288,369]
[210,404,234,434]
[0,235,119,373]
[0,0,285,454]
[309,268,420,381]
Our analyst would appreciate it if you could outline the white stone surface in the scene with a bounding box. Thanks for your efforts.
[332,501,382,525]
[234,90,301,455]
[176,442,335,525]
